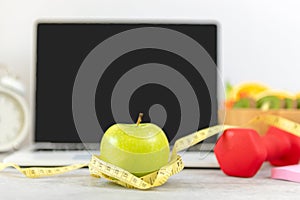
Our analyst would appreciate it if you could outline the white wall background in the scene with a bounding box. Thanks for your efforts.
[1,0,300,142]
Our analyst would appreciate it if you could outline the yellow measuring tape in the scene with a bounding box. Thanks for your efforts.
[0,114,300,190]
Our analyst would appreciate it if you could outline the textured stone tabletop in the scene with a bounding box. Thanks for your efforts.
[1,162,300,200]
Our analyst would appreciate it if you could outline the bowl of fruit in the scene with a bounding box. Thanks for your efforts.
[219,82,300,133]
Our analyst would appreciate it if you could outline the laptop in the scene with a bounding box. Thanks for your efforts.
[4,21,221,168]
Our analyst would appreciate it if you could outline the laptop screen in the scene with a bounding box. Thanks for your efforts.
[35,23,218,144]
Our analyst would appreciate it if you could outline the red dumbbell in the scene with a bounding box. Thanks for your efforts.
[215,126,300,177]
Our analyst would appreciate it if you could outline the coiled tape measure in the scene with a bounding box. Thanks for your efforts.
[1,115,300,190]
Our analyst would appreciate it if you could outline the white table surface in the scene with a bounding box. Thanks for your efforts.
[1,152,300,200]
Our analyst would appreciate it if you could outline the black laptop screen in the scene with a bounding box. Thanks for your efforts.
[35,23,218,143]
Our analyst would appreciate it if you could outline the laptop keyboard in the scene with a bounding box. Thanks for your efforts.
[33,143,99,151]
[187,143,215,152]
[33,143,214,152]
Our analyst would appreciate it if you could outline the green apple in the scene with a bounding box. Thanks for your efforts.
[100,113,170,177]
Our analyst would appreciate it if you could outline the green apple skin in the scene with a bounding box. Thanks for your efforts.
[100,123,169,177]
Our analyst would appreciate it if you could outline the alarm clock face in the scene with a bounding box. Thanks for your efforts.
[0,87,27,151]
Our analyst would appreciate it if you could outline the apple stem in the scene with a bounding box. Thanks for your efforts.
[136,113,144,126]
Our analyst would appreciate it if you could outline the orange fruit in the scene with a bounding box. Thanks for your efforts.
[228,82,269,101]
[254,90,295,100]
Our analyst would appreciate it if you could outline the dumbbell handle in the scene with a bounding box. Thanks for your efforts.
[261,126,291,162]
[262,126,300,166]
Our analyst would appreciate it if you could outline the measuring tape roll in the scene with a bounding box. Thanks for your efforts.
[1,115,300,190]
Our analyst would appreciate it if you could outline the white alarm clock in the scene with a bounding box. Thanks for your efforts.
[0,67,29,152]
